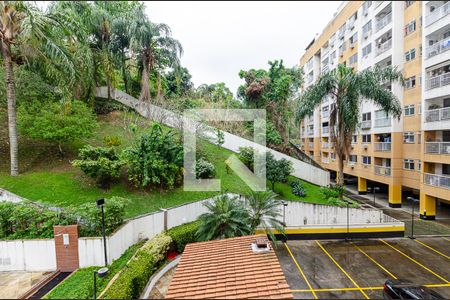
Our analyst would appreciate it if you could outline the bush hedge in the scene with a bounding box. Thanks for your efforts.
[166,221,201,253]
[102,233,172,299]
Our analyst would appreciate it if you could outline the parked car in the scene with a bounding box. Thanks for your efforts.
[383,279,444,299]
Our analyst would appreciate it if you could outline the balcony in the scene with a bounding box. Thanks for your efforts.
[375,12,392,32]
[424,107,450,122]
[322,126,330,135]
[426,72,450,90]
[322,157,329,164]
[374,117,391,127]
[338,29,345,40]
[424,173,450,189]
[374,165,391,176]
[321,64,330,74]
[322,142,329,149]
[425,142,450,154]
[361,120,372,129]
[426,2,450,26]
[322,110,330,118]
[374,142,391,151]
[307,130,314,136]
[309,142,314,148]
[375,38,392,56]
[426,36,450,59]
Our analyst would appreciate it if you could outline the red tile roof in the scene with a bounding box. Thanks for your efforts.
[165,234,292,299]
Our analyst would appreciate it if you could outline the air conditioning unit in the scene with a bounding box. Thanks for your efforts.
[350,43,355,49]
[364,144,368,150]
[350,165,355,169]
[363,10,368,16]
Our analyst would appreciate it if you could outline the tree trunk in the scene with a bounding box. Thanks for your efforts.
[2,42,19,176]
[139,55,151,102]
[121,50,128,94]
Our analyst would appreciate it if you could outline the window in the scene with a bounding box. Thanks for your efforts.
[352,135,358,144]
[362,156,371,165]
[362,1,372,15]
[405,1,415,8]
[349,53,358,65]
[362,112,371,121]
[404,159,415,170]
[375,110,388,119]
[403,132,415,143]
[404,104,415,116]
[330,50,337,61]
[349,155,357,163]
[417,159,421,171]
[418,132,422,144]
[405,48,416,61]
[362,43,372,57]
[362,21,372,35]
[405,76,416,89]
[306,58,313,70]
[362,134,372,143]
[405,20,416,36]
[350,32,358,45]
[330,152,336,160]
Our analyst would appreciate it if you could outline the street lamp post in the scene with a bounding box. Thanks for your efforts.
[407,196,419,239]
[93,267,108,300]
[96,198,108,266]
[281,200,288,227]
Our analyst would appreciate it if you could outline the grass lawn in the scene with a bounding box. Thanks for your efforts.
[0,110,328,218]
[44,241,144,299]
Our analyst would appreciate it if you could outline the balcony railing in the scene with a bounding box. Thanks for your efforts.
[376,12,392,32]
[424,173,450,189]
[425,142,450,154]
[426,36,450,59]
[322,127,330,134]
[374,117,391,127]
[374,165,391,176]
[374,142,391,151]
[309,142,314,148]
[322,110,330,118]
[322,157,329,164]
[322,142,329,149]
[321,64,330,74]
[307,130,314,136]
[424,107,450,122]
[426,72,450,90]
[375,39,392,56]
[361,120,372,129]
[426,2,450,26]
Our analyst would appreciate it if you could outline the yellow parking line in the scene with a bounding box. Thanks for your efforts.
[443,237,450,243]
[284,243,318,299]
[316,241,370,299]
[351,242,397,279]
[379,239,449,284]
[291,284,450,293]
[415,239,450,260]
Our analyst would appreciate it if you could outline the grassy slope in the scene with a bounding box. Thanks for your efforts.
[0,110,326,218]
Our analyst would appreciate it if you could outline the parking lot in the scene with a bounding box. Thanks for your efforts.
[275,237,450,299]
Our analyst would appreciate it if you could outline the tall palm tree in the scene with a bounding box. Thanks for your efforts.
[196,194,252,241]
[296,64,403,191]
[246,191,285,242]
[0,1,76,176]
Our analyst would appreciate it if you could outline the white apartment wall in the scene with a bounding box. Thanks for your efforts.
[0,239,56,271]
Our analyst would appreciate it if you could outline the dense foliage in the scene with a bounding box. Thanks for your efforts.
[195,158,216,179]
[291,180,306,197]
[166,220,201,253]
[266,152,293,191]
[124,124,183,189]
[72,146,124,188]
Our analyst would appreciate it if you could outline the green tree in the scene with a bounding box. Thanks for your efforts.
[1,1,77,175]
[165,66,193,98]
[296,64,403,193]
[18,100,97,154]
[266,152,293,191]
[196,194,252,241]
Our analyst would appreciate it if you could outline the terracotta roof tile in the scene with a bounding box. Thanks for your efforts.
[165,235,293,299]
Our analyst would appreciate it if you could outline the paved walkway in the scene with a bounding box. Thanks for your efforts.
[0,271,48,299]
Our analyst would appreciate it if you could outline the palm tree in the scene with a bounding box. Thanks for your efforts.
[296,64,403,192]
[196,194,252,241]
[246,191,285,242]
[0,1,77,176]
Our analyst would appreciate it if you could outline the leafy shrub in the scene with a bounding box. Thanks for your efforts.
[266,122,282,146]
[320,185,346,201]
[266,152,293,191]
[72,146,124,188]
[166,221,201,253]
[291,181,306,197]
[18,100,97,152]
[102,233,172,299]
[94,96,125,115]
[124,124,183,189]
[195,158,215,179]
[103,135,122,147]
[238,146,254,170]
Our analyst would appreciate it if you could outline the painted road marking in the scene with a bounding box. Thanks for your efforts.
[443,237,450,243]
[415,239,450,260]
[291,283,450,293]
[284,243,318,299]
[351,242,397,279]
[316,241,370,299]
[379,239,449,284]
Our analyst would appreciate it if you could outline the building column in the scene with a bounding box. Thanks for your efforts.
[358,177,367,195]
[388,185,402,208]
[420,193,436,220]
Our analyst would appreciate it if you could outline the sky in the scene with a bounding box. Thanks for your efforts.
[145,1,342,94]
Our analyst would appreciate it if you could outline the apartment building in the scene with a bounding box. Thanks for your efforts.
[299,1,450,220]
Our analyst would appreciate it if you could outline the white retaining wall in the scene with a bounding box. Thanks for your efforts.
[96,87,330,186]
[0,188,26,203]
[0,239,56,271]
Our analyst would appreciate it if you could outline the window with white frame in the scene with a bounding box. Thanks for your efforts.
[404,104,415,116]
[349,53,358,65]
[403,132,415,143]
[405,76,416,89]
[362,134,372,143]
[405,48,416,61]
[306,58,313,70]
[352,135,358,144]
[349,155,357,163]
[418,132,422,144]
[362,21,372,35]
[403,159,415,170]
[404,20,416,36]
[350,32,358,45]
[330,152,336,160]
[362,112,371,121]
[362,44,372,57]
[417,159,421,171]
[362,1,372,12]
[362,156,371,165]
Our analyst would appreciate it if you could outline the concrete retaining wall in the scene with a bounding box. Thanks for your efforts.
[0,239,56,271]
